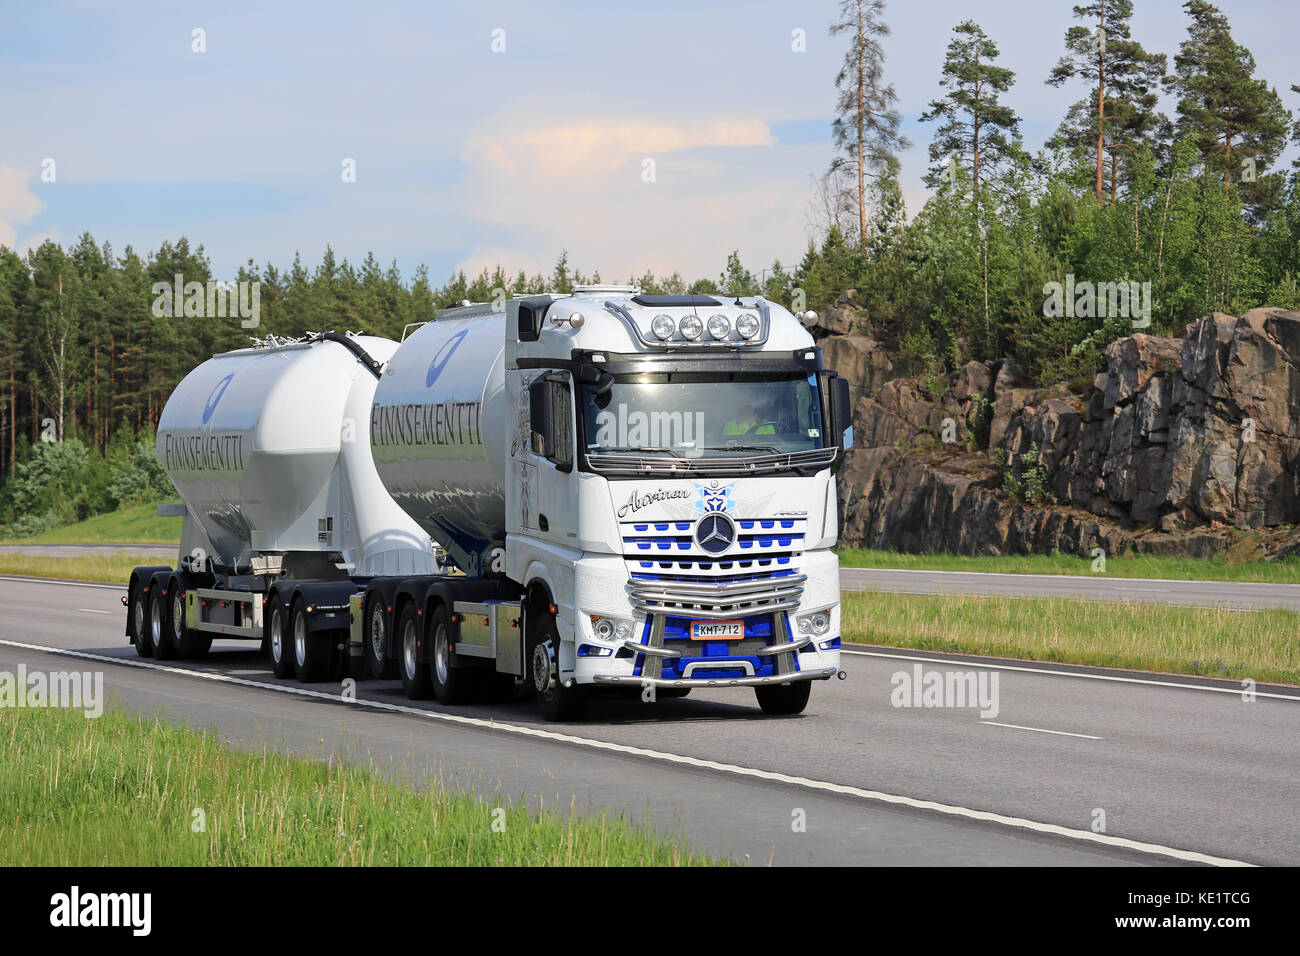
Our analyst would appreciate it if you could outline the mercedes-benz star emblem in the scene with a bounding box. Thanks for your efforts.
[695,513,735,554]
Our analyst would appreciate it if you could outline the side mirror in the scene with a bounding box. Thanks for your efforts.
[517,298,551,343]
[834,376,853,451]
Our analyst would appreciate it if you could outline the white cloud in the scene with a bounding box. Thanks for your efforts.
[0,165,45,251]
[456,112,813,282]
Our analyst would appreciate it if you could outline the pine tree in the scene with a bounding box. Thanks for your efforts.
[828,0,909,245]
[920,20,1023,202]
[1046,1,1166,203]
[1167,0,1290,215]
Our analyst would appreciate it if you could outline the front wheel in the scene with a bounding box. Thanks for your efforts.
[528,614,587,722]
[754,681,811,715]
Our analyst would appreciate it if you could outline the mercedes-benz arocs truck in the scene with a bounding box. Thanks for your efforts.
[125,286,853,720]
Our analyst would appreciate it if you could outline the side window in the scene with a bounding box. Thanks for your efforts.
[529,374,573,470]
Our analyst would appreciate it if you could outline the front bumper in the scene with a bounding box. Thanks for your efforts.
[592,665,839,688]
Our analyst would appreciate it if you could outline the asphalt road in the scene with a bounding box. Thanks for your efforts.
[842,566,1300,611]
[1,576,1295,866]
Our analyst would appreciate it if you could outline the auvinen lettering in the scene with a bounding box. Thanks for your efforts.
[164,433,245,472]
[371,400,482,447]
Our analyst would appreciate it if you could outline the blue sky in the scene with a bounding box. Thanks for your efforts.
[1,0,1296,285]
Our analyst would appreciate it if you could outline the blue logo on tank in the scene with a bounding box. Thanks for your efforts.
[426,330,469,387]
[202,374,234,424]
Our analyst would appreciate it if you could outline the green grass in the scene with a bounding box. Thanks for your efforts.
[0,552,159,583]
[0,501,183,546]
[0,704,718,866]
[841,590,1300,685]
[838,547,1300,585]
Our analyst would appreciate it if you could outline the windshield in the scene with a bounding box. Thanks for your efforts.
[581,371,826,460]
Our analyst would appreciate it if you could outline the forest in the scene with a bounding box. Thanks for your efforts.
[0,0,1296,534]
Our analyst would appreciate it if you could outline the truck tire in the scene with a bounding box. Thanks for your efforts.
[131,582,153,658]
[754,681,811,715]
[292,597,331,683]
[397,602,434,699]
[528,614,587,722]
[150,589,176,660]
[167,583,211,659]
[268,598,295,678]
[429,603,480,704]
[365,596,396,680]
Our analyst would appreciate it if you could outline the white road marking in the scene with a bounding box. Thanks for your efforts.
[0,636,1254,868]
[981,721,1102,740]
[841,648,1299,701]
[77,608,111,614]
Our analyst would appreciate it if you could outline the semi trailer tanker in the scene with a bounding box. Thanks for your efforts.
[126,287,853,719]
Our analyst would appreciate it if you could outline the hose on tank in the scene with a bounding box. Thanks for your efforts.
[312,331,384,379]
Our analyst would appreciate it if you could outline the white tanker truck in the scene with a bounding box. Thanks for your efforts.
[125,287,853,719]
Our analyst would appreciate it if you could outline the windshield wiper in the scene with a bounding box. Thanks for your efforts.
[704,444,780,454]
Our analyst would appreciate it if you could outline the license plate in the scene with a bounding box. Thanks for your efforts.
[691,620,743,640]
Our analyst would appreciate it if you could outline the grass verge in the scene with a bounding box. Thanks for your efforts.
[841,590,1300,686]
[0,552,158,584]
[838,547,1300,585]
[0,704,717,866]
[0,501,183,546]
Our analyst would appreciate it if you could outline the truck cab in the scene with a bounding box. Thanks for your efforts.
[500,286,851,716]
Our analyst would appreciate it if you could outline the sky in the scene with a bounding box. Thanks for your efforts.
[1,0,1296,286]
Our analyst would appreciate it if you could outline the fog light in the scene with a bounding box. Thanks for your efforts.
[651,314,675,340]
[678,315,702,340]
[736,313,760,339]
[707,314,730,339]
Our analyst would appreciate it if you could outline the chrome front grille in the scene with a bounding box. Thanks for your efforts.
[621,516,807,618]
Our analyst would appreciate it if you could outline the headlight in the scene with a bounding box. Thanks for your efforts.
[707,314,730,340]
[651,314,675,340]
[735,313,760,339]
[678,315,702,340]
[796,610,832,635]
[590,615,633,642]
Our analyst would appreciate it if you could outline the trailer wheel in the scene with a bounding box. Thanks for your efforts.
[754,681,811,715]
[365,596,396,680]
[268,597,295,678]
[150,589,176,660]
[167,583,211,659]
[292,597,330,683]
[397,603,433,699]
[131,583,153,658]
[429,604,480,705]
[528,614,587,722]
